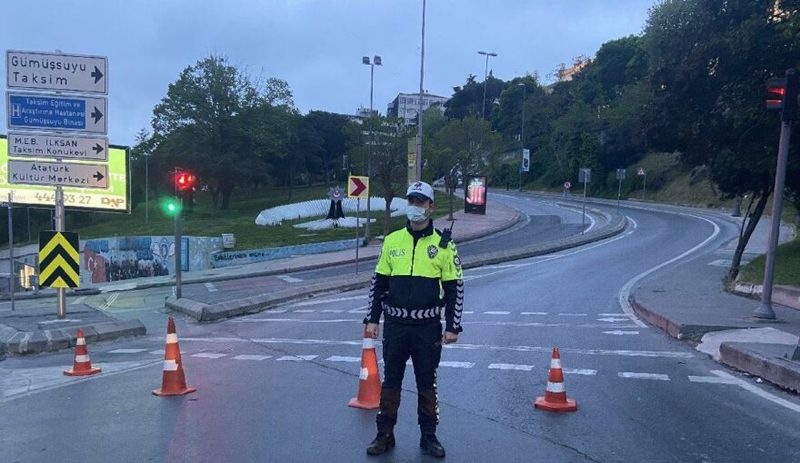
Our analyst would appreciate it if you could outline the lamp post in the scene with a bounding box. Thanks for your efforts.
[416,0,427,182]
[362,55,381,243]
[144,151,151,225]
[517,82,526,190]
[478,50,498,119]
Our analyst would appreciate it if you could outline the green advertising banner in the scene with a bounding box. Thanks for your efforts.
[0,135,130,212]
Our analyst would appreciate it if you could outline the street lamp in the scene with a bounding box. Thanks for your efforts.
[416,0,427,182]
[144,151,151,225]
[517,82,526,190]
[362,55,382,243]
[478,50,498,119]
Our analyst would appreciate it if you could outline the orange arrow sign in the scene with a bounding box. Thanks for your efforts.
[348,176,369,198]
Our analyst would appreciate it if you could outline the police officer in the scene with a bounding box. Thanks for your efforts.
[364,181,464,458]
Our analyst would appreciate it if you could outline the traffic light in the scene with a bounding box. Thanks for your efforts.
[766,77,787,111]
[174,171,197,191]
[766,69,798,121]
[160,197,182,217]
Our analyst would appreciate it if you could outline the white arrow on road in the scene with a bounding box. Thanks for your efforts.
[603,330,640,336]
[598,317,631,323]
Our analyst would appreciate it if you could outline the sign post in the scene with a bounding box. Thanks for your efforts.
[616,168,626,210]
[637,167,647,201]
[579,168,591,232]
[348,175,369,274]
[6,50,109,318]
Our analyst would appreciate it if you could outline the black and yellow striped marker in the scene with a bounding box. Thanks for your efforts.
[39,231,80,288]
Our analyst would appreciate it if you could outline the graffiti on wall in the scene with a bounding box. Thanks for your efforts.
[83,237,173,283]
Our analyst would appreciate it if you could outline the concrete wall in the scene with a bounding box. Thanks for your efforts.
[211,238,358,268]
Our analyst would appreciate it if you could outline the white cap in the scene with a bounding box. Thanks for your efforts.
[406,181,434,202]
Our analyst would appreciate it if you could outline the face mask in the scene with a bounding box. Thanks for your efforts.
[406,205,429,223]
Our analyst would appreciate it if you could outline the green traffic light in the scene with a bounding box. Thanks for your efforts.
[160,197,182,216]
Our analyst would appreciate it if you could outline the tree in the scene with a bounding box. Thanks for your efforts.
[643,0,800,281]
[150,55,294,209]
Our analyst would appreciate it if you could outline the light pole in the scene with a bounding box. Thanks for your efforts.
[362,55,381,243]
[478,50,497,119]
[144,151,151,225]
[416,0,427,182]
[517,82,526,190]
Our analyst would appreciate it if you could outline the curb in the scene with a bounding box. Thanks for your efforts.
[1,319,147,356]
[719,342,800,393]
[731,283,800,311]
[629,298,744,342]
[168,208,627,322]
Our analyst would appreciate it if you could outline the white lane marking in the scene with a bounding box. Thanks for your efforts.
[176,336,694,359]
[603,331,640,336]
[293,309,315,313]
[277,275,303,283]
[149,350,165,355]
[439,361,475,368]
[191,353,226,359]
[599,313,629,316]
[563,368,597,375]
[269,309,288,314]
[484,311,510,315]
[204,282,218,292]
[326,356,362,363]
[286,295,366,307]
[619,372,670,381]
[598,317,631,323]
[233,355,272,361]
[99,292,119,311]
[321,309,344,313]
[348,308,368,313]
[618,214,720,327]
[172,286,176,297]
[584,212,597,234]
[463,311,475,314]
[521,312,548,315]
[449,342,694,359]
[232,318,363,323]
[711,370,800,413]
[108,348,148,354]
[277,355,318,361]
[489,363,534,371]
[688,375,738,384]
[558,313,587,317]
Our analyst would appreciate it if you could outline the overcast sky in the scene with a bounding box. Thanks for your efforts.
[2,0,656,146]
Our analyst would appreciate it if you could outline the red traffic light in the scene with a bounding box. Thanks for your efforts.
[766,77,787,110]
[175,172,196,191]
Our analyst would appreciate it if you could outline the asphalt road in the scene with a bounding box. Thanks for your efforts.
[2,194,800,462]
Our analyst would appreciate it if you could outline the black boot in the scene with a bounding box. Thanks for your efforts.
[420,434,445,458]
[366,432,395,456]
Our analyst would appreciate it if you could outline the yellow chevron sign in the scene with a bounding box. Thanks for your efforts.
[38,231,80,288]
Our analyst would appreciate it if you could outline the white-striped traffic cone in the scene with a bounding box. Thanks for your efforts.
[348,326,381,409]
[534,347,577,412]
[153,317,196,396]
[64,329,102,376]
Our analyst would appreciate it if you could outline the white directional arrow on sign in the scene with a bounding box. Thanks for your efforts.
[603,330,640,336]
[598,317,631,323]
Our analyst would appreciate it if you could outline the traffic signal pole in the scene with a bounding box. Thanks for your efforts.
[755,68,797,320]
[755,117,792,319]
[173,167,183,299]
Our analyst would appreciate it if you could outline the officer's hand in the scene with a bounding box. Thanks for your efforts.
[442,331,458,344]
[365,323,380,339]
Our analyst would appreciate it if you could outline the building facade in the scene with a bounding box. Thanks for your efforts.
[386,92,448,125]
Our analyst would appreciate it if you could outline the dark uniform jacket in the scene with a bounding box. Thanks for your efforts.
[364,221,464,333]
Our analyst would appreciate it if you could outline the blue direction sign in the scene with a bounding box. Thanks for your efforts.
[6,92,107,134]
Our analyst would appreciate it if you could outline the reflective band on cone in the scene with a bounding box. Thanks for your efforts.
[64,329,102,377]
[153,317,197,397]
[534,347,577,413]
[348,326,381,410]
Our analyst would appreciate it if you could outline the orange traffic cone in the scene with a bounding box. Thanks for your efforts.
[64,329,102,376]
[348,326,381,409]
[534,347,578,412]
[153,317,197,397]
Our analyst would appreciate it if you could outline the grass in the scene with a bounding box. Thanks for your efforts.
[739,237,800,286]
[68,185,462,250]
